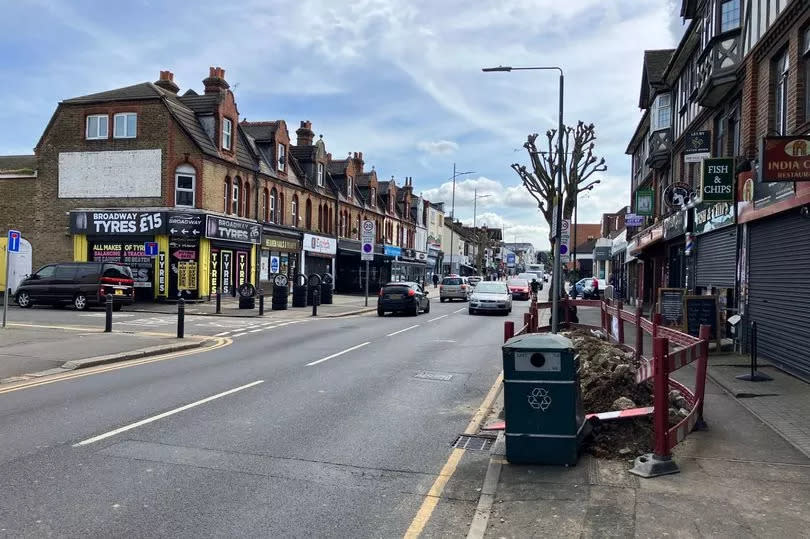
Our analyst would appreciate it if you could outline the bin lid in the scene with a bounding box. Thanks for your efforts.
[503,333,572,351]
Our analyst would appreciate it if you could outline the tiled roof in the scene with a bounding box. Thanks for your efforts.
[0,155,36,172]
[241,121,279,142]
[327,160,348,176]
[178,93,220,113]
[644,49,674,85]
[62,82,163,104]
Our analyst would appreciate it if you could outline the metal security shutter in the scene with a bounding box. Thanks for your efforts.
[748,209,810,379]
[695,228,737,288]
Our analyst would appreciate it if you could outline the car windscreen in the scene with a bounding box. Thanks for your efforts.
[102,264,133,279]
[442,278,462,285]
[474,282,507,294]
[507,279,528,287]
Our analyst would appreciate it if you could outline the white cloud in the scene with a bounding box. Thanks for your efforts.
[417,140,459,155]
[421,176,537,210]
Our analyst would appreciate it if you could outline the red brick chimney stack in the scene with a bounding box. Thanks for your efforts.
[154,70,179,94]
[203,66,229,94]
[296,120,314,146]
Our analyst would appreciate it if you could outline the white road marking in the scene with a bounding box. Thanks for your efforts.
[213,331,231,337]
[386,324,420,337]
[249,329,263,333]
[453,308,466,313]
[306,342,371,367]
[428,315,448,322]
[73,380,265,446]
[231,332,248,337]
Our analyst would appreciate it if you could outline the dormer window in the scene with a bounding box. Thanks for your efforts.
[650,93,671,131]
[317,163,324,187]
[113,113,137,139]
[277,144,286,171]
[222,118,233,150]
[347,177,353,198]
[86,114,108,140]
[371,187,376,206]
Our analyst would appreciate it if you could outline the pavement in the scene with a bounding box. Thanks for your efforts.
[0,296,528,536]
[468,305,810,538]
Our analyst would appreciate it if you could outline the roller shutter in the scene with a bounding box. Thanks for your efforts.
[748,209,810,379]
[695,228,737,288]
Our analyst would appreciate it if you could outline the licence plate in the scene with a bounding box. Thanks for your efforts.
[388,294,402,299]
[114,290,124,296]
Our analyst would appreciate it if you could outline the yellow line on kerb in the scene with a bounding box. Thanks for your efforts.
[0,337,231,395]
[403,371,504,538]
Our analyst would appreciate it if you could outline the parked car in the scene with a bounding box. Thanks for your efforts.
[570,277,607,299]
[469,281,512,315]
[517,272,543,290]
[15,262,135,311]
[377,281,430,316]
[439,275,470,302]
[467,275,483,287]
[507,278,530,300]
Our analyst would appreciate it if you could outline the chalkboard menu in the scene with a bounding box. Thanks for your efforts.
[658,288,685,327]
[684,295,719,340]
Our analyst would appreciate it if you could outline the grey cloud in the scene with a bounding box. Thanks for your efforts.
[417,140,459,155]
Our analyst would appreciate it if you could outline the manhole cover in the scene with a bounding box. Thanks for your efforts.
[414,371,453,382]
[452,434,495,451]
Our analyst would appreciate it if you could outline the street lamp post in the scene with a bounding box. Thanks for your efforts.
[482,64,564,333]
[447,164,476,275]
[473,188,491,273]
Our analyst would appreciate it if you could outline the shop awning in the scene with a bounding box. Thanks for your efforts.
[628,224,663,255]
[394,258,428,267]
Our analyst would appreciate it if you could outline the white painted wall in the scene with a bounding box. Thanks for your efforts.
[58,149,162,198]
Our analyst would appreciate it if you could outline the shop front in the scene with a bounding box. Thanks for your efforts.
[301,233,336,281]
[426,245,441,284]
[628,223,664,308]
[394,248,428,284]
[205,215,260,298]
[259,227,301,289]
[336,239,390,293]
[662,209,688,289]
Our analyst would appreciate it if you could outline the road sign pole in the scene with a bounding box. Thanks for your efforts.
[364,260,369,307]
[2,246,9,328]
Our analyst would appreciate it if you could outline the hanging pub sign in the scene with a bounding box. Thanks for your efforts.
[761,135,810,182]
[635,188,654,216]
[205,216,261,244]
[683,131,711,163]
[700,157,735,202]
[71,211,165,235]
[663,182,694,209]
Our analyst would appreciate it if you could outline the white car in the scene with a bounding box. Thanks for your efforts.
[469,281,512,315]
[517,272,543,290]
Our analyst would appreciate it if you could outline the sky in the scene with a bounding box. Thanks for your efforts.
[0,0,684,250]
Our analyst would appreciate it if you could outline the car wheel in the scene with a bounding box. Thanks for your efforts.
[73,293,88,311]
[15,291,31,308]
[423,301,430,313]
[377,307,385,317]
[410,303,419,316]
[468,308,476,315]
[440,298,445,303]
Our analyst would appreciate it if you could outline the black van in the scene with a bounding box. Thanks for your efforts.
[15,262,135,311]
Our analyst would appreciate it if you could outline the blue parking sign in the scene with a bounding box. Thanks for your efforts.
[7,230,20,252]
[144,241,159,256]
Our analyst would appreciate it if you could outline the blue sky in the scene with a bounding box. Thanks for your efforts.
[1,0,682,249]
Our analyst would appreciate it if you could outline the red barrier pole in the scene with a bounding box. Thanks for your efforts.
[653,336,670,459]
[695,324,711,429]
[617,300,625,344]
[523,312,531,333]
[653,312,661,339]
[504,320,515,343]
[564,297,571,325]
[635,306,643,361]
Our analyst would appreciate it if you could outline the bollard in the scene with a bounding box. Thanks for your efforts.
[652,312,662,338]
[104,294,113,333]
[177,298,185,339]
[564,297,571,325]
[504,320,514,342]
[695,324,711,429]
[312,288,319,317]
[523,312,531,333]
[617,301,625,344]
[216,289,221,314]
[258,289,265,316]
[652,336,670,459]
[635,306,643,361]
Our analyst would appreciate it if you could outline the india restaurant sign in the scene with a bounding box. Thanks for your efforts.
[762,136,810,182]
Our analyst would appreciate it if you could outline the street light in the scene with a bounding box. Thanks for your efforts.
[483,64,565,334]
[447,164,476,275]
[472,189,492,275]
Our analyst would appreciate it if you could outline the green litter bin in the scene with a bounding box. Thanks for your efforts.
[502,333,589,465]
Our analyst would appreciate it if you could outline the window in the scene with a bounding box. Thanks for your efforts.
[54,264,78,280]
[269,188,277,223]
[714,114,727,156]
[651,93,671,131]
[277,144,286,171]
[244,181,251,218]
[291,195,298,227]
[261,188,269,222]
[232,179,240,216]
[356,215,361,240]
[370,187,376,206]
[775,50,790,135]
[317,163,324,187]
[729,104,741,156]
[318,204,323,230]
[113,113,137,138]
[224,178,231,213]
[347,177,353,198]
[279,193,285,225]
[175,164,195,207]
[34,265,56,279]
[720,0,740,33]
[86,114,108,139]
[305,199,312,229]
[222,118,233,150]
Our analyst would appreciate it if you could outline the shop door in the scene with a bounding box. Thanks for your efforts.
[667,244,685,288]
[748,210,810,379]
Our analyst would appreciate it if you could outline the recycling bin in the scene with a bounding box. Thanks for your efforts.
[238,283,256,309]
[502,333,588,465]
[320,273,334,305]
[271,274,289,311]
[292,274,308,308]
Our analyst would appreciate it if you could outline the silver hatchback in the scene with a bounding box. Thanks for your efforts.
[439,276,470,302]
[469,281,512,315]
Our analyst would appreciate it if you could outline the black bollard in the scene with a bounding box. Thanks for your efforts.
[258,289,265,316]
[216,289,221,314]
[177,298,185,339]
[104,294,113,333]
[312,288,319,317]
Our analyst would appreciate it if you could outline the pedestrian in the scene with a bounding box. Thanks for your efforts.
[591,276,599,299]
[432,273,439,288]
[530,278,540,298]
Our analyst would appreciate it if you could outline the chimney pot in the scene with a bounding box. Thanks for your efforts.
[155,69,180,94]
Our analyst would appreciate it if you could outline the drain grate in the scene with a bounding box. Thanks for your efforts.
[452,434,495,451]
[414,371,454,382]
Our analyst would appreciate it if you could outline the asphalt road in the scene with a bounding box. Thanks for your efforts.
[0,297,529,537]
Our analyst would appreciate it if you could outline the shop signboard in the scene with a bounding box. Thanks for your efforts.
[303,233,337,255]
[593,246,611,261]
[663,210,687,240]
[168,213,203,237]
[261,235,300,252]
[90,241,153,288]
[761,135,810,182]
[205,216,261,244]
[270,256,280,274]
[236,252,248,287]
[177,261,198,291]
[384,245,402,257]
[700,158,735,202]
[157,252,166,295]
[694,201,734,235]
[635,189,654,216]
[625,214,644,227]
[221,251,232,295]
[71,211,165,235]
[663,182,694,210]
[209,251,219,294]
[683,131,711,163]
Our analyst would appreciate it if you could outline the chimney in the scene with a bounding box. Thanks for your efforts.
[296,121,314,146]
[203,66,230,94]
[154,70,179,94]
[351,151,364,173]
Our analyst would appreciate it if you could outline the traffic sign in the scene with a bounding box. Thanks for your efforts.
[361,220,375,261]
[7,230,20,253]
[144,241,159,256]
[559,219,570,263]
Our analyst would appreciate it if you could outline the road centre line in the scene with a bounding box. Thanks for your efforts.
[73,380,264,447]
[306,342,371,367]
[428,314,448,322]
[386,324,420,337]
[231,332,248,337]
[453,307,466,313]
[214,331,231,337]
[249,329,263,333]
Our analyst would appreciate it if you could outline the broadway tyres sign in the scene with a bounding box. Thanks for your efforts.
[71,211,165,235]
[205,216,261,244]
[762,136,810,182]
